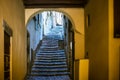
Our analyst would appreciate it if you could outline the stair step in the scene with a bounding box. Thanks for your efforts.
[36,52,65,55]
[38,50,65,53]
[36,55,66,58]
[40,47,58,50]
[42,42,58,44]
[31,72,70,76]
[32,68,68,72]
[32,65,67,68]
[42,39,58,41]
[42,44,58,46]
[40,46,58,48]
[40,49,58,51]
[36,57,66,60]
[34,59,66,62]
[38,51,58,53]
[42,41,57,43]
[42,43,58,45]
[34,63,67,65]
[27,75,70,80]
[41,46,58,48]
[34,61,66,64]
[36,55,65,58]
[34,62,66,65]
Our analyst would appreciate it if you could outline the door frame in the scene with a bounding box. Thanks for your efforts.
[3,20,13,80]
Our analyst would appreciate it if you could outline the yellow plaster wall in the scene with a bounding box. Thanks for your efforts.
[79,59,89,80]
[0,5,4,80]
[0,0,27,80]
[85,0,109,80]
[25,8,85,59]
[85,0,120,80]
[109,0,120,80]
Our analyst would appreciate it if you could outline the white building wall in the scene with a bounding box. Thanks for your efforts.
[27,16,43,51]
[27,19,36,50]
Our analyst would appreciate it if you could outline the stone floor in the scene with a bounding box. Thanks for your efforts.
[27,75,70,80]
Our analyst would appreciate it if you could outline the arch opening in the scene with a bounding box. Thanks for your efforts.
[26,10,74,80]
[26,9,78,33]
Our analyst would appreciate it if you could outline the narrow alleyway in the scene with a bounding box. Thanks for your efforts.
[27,34,70,80]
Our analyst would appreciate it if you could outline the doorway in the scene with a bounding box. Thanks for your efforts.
[4,31,10,80]
[3,20,13,80]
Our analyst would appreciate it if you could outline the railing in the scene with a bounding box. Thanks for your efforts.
[30,49,36,73]
[24,49,36,80]
[61,39,73,79]
[28,40,43,76]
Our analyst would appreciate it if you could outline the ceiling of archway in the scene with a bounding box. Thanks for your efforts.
[23,0,88,8]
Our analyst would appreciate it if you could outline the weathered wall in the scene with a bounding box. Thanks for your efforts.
[85,0,109,80]
[0,0,27,80]
[25,8,85,59]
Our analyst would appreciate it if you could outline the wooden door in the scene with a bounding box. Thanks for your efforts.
[114,0,120,38]
[4,31,10,80]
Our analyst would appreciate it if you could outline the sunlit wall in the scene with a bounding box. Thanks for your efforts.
[85,0,120,80]
[0,0,27,80]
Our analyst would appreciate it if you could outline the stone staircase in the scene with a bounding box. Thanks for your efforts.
[27,35,70,80]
